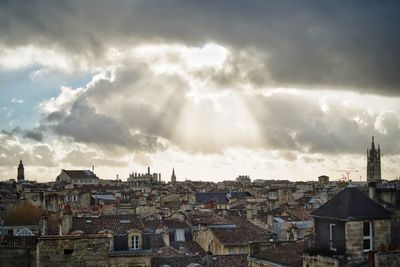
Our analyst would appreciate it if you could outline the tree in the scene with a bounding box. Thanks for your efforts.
[3,201,44,226]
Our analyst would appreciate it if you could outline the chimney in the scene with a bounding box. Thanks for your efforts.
[204,251,214,267]
[60,204,72,235]
[162,228,170,246]
[246,205,253,219]
[368,182,376,200]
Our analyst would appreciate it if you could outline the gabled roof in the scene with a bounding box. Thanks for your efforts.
[311,187,392,221]
[62,170,99,180]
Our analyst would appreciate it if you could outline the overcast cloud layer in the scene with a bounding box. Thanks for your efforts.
[1,1,400,181]
[2,1,400,94]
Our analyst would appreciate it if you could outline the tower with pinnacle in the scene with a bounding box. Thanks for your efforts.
[367,136,381,183]
[171,168,176,186]
[17,160,25,182]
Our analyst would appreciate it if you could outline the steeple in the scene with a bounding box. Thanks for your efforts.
[371,136,375,150]
[367,136,381,183]
[171,168,176,186]
[17,160,25,182]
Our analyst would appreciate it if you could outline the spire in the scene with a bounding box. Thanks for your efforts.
[171,168,176,185]
[371,136,375,150]
[147,166,150,174]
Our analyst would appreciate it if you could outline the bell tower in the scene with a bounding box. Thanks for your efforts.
[17,160,25,182]
[367,136,381,183]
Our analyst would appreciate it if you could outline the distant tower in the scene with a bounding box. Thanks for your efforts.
[147,166,151,175]
[367,136,381,183]
[17,160,25,182]
[171,168,176,186]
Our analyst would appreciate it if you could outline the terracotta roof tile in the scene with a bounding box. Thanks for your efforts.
[70,214,144,234]
[251,240,304,267]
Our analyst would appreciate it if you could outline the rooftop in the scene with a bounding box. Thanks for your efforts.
[311,187,392,221]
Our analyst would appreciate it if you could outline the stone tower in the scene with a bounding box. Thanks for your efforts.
[171,168,176,186]
[367,136,381,183]
[17,160,25,182]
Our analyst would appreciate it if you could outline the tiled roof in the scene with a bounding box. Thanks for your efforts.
[250,240,304,267]
[311,187,392,221]
[195,192,249,205]
[144,219,190,231]
[211,227,268,246]
[224,214,272,238]
[70,215,144,234]
[188,212,232,226]
[170,241,205,255]
[63,170,99,180]
[151,254,248,267]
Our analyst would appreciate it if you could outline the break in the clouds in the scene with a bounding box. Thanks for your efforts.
[1,1,400,181]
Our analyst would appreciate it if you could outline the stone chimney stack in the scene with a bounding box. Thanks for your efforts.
[162,227,170,246]
[246,205,253,219]
[368,182,376,200]
[60,204,72,235]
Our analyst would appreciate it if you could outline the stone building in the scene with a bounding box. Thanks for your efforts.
[127,167,161,187]
[318,175,329,187]
[236,175,251,184]
[367,136,381,183]
[303,185,394,266]
[56,169,100,186]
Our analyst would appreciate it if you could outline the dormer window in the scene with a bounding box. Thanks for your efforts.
[363,222,373,251]
[131,235,139,250]
[127,229,142,250]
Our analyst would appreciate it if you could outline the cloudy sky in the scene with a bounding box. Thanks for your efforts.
[1,1,400,182]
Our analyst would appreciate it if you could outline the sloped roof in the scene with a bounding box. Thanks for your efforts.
[311,187,392,221]
[71,215,144,234]
[210,227,269,246]
[150,254,248,267]
[63,170,99,180]
[250,240,304,267]
[195,192,249,205]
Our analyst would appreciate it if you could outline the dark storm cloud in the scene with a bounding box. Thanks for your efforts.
[1,1,400,94]
[44,99,164,152]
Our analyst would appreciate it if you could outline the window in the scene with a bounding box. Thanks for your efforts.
[363,222,373,251]
[131,235,139,250]
[175,229,185,241]
[329,224,336,251]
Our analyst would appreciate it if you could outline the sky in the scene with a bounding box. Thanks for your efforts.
[1,1,400,182]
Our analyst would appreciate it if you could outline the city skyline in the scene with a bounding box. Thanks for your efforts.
[1,1,400,182]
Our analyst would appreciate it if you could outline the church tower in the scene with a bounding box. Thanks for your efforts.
[17,160,25,182]
[367,136,381,183]
[171,168,176,186]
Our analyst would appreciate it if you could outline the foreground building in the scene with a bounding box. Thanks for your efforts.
[303,185,398,266]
